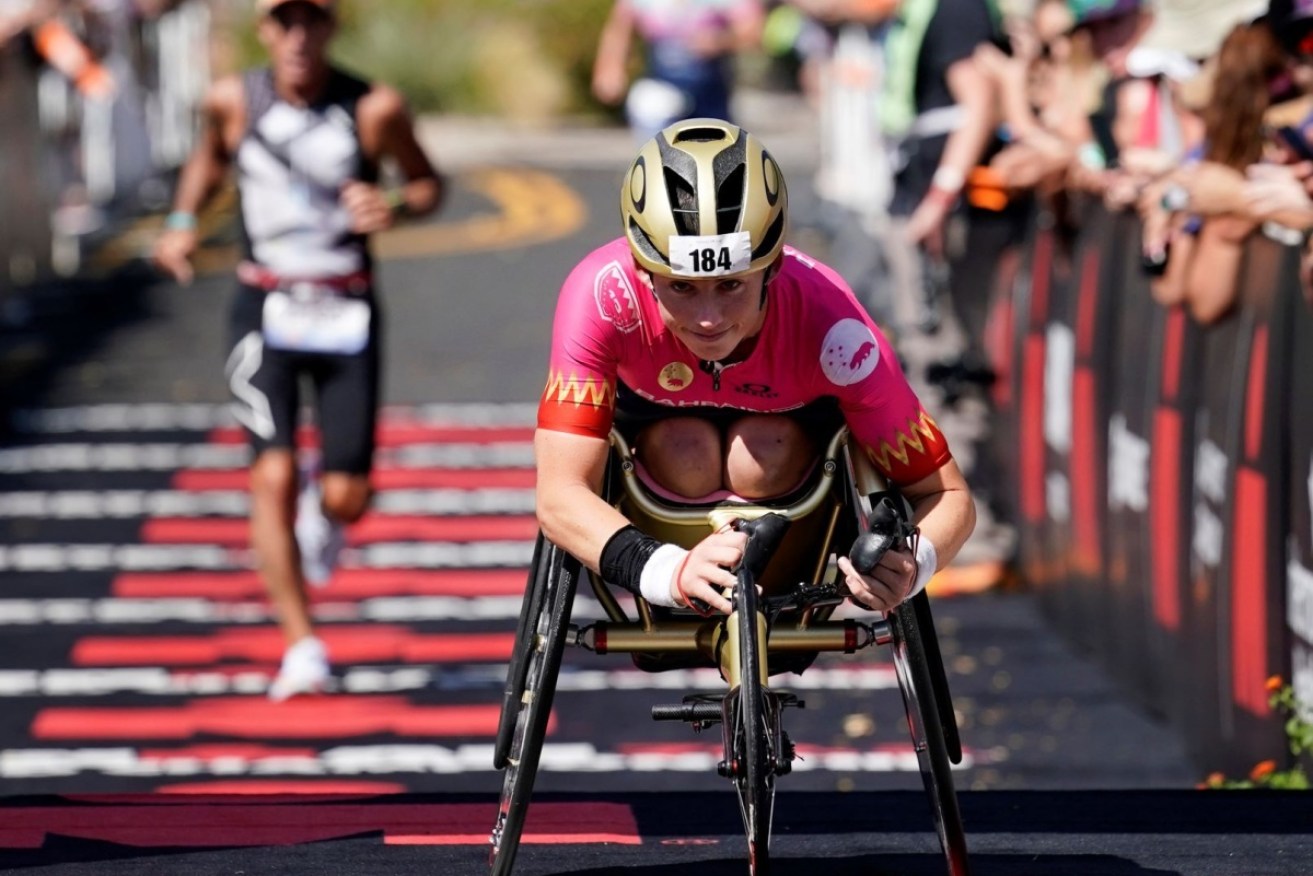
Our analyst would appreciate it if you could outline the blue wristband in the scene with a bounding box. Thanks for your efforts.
[164,211,198,232]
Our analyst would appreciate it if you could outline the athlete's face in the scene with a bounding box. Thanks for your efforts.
[259,3,335,91]
[648,270,768,362]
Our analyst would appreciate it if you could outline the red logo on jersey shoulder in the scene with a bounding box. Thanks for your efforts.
[595,261,642,334]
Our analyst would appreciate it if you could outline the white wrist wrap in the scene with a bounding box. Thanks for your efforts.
[639,543,688,607]
[910,537,939,598]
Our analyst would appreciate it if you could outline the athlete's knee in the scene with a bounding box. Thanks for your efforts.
[636,417,723,497]
[725,415,816,499]
[249,450,298,506]
[321,473,372,523]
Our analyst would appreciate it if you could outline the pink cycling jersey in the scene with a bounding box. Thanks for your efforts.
[538,238,953,486]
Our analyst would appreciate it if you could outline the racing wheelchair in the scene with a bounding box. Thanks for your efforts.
[489,426,970,875]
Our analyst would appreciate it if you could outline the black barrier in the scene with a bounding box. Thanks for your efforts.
[1101,211,1166,711]
[1037,200,1119,651]
[0,43,56,298]
[1001,203,1306,775]
[1146,302,1203,732]
[1225,237,1297,767]
[1287,279,1313,771]
[1010,216,1068,615]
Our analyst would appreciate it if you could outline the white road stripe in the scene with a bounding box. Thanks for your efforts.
[0,595,607,625]
[0,442,534,473]
[9,402,537,434]
[0,542,535,572]
[0,664,900,698]
[0,488,535,518]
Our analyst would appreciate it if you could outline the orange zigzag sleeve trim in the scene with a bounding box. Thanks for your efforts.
[537,370,616,438]
[864,409,952,484]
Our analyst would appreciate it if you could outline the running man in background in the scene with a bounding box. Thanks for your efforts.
[592,0,765,141]
[152,0,442,701]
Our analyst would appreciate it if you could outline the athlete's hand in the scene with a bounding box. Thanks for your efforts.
[837,545,917,612]
[153,228,198,286]
[671,527,747,615]
[342,180,394,235]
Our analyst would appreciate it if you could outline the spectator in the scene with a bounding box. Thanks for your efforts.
[875,0,999,347]
[152,0,443,701]
[591,0,765,141]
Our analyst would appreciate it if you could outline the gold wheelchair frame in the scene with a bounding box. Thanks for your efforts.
[489,427,970,876]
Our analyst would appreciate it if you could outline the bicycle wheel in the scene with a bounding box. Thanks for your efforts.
[732,573,774,876]
[494,532,548,770]
[489,541,579,876]
[889,597,970,876]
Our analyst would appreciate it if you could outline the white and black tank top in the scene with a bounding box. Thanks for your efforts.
[236,67,378,278]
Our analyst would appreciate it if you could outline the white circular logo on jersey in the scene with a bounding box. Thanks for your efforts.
[820,319,880,386]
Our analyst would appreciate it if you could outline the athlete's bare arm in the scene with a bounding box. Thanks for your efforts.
[535,428,743,614]
[838,456,976,611]
[152,75,245,285]
[350,84,442,234]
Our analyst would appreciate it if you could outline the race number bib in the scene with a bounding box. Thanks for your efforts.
[262,284,371,355]
[668,231,752,278]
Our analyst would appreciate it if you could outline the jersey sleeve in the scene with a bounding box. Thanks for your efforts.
[536,258,623,439]
[806,271,953,486]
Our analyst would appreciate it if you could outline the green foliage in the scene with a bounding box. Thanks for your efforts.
[232,0,616,117]
[1201,678,1312,791]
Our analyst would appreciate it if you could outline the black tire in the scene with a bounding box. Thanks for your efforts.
[488,541,579,876]
[494,533,548,770]
[911,591,963,764]
[733,572,773,876]
[890,598,970,876]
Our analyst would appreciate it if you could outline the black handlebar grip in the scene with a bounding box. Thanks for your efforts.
[733,513,791,582]
[849,495,908,576]
[849,531,895,576]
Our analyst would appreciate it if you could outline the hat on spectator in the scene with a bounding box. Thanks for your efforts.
[1265,0,1313,56]
[1066,0,1141,26]
[257,0,335,15]
[1133,0,1267,62]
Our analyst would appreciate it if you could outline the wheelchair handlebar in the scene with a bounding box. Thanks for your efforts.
[732,514,791,583]
[849,494,915,577]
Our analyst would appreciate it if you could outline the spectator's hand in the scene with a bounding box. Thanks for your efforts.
[1103,170,1141,212]
[1119,147,1176,182]
[153,228,198,286]
[592,61,628,106]
[837,544,917,611]
[671,527,748,615]
[1181,161,1247,216]
[1243,163,1313,230]
[990,137,1071,190]
[341,180,394,235]
[904,190,952,257]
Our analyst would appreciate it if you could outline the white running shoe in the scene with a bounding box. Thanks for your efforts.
[295,473,344,587]
[267,636,332,702]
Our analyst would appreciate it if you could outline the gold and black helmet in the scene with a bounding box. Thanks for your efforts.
[621,119,787,279]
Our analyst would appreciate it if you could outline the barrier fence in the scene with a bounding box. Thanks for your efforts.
[0,41,56,304]
[984,202,1311,776]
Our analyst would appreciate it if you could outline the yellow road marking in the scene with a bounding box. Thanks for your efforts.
[91,168,587,279]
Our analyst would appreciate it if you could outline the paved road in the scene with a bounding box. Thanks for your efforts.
[0,101,1251,876]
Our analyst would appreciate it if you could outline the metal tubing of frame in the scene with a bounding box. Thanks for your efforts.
[592,622,865,654]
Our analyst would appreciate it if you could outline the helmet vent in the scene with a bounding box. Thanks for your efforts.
[671,126,729,143]
[664,167,701,235]
[628,218,669,267]
[715,165,744,235]
[752,212,785,262]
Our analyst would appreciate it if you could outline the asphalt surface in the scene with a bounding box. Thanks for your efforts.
[2,92,1302,874]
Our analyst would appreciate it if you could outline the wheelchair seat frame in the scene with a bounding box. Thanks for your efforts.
[489,427,970,876]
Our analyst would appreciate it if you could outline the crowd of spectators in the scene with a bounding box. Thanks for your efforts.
[0,0,207,262]
[775,0,1313,333]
